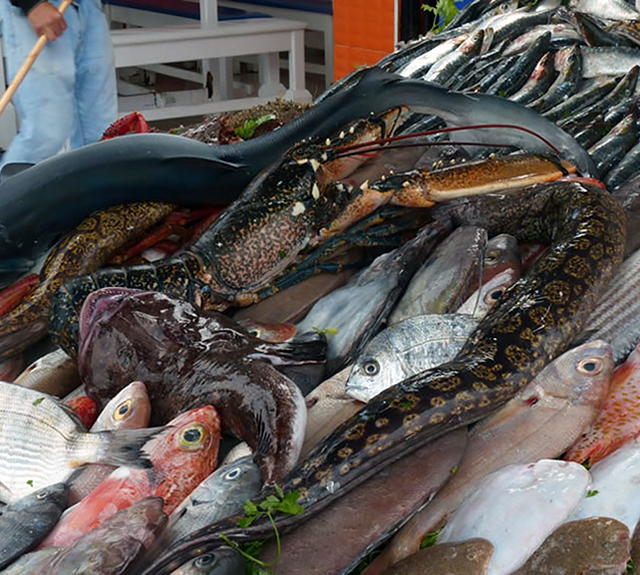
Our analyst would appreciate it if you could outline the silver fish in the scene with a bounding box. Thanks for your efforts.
[389,226,487,325]
[456,267,520,319]
[0,483,68,570]
[398,34,468,78]
[0,381,159,502]
[569,0,640,21]
[13,348,80,397]
[581,46,640,78]
[346,314,479,403]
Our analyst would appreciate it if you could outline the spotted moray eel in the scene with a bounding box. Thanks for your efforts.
[141,179,627,574]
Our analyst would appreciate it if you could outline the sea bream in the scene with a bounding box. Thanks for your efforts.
[0,381,160,503]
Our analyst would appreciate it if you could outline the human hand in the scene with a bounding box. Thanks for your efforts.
[27,2,67,41]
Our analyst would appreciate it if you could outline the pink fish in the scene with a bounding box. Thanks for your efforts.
[565,343,640,465]
[39,405,221,548]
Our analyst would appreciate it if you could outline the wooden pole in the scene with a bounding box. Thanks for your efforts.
[0,0,74,117]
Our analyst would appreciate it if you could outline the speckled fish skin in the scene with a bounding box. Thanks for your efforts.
[13,347,80,397]
[456,268,520,319]
[388,226,487,325]
[40,405,221,549]
[379,539,494,575]
[346,314,479,403]
[69,381,153,504]
[0,483,68,570]
[365,340,613,575]
[566,343,640,465]
[150,456,262,555]
[578,246,640,365]
[297,219,450,374]
[168,546,246,575]
[0,381,159,503]
[78,289,308,483]
[438,460,591,575]
[259,429,468,575]
[570,436,640,531]
[33,497,167,575]
[513,517,630,575]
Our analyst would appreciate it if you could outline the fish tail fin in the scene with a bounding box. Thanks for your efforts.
[99,426,167,468]
[251,331,327,366]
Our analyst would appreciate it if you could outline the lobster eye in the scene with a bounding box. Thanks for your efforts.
[194,554,217,568]
[114,399,132,420]
[578,358,603,375]
[363,360,380,376]
[225,467,243,481]
[179,424,205,448]
[485,287,506,304]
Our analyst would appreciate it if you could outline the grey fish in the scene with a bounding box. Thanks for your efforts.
[572,113,609,149]
[582,46,640,77]
[588,108,638,175]
[297,219,450,374]
[456,267,520,319]
[34,496,168,575]
[528,45,583,113]
[502,24,582,57]
[0,548,61,574]
[579,246,640,364]
[0,483,68,570]
[605,138,640,190]
[398,34,468,78]
[542,77,618,124]
[151,456,262,554]
[389,226,487,325]
[513,518,630,575]
[346,314,479,403]
[366,340,612,575]
[569,0,640,21]
[0,381,160,503]
[169,547,245,575]
[259,429,468,575]
[509,51,557,105]
[379,539,494,575]
[13,348,80,397]
[424,30,486,86]
[469,56,520,93]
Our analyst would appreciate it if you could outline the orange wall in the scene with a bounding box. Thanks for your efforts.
[333,0,396,82]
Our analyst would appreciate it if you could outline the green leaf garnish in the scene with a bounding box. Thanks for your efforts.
[450,465,459,475]
[32,397,45,406]
[26,479,33,487]
[312,326,339,336]
[421,0,459,34]
[586,490,599,498]
[420,527,442,549]
[235,114,277,140]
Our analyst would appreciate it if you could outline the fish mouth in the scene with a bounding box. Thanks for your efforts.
[78,287,150,344]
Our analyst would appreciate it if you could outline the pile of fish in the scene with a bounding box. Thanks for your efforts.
[7,0,640,573]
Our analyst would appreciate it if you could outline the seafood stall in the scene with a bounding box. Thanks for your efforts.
[6,0,640,573]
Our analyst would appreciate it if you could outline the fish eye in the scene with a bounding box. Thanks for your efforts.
[36,490,47,499]
[485,250,498,263]
[224,467,243,481]
[362,360,380,376]
[248,329,261,337]
[114,399,132,420]
[194,554,217,568]
[485,287,506,304]
[179,424,206,448]
[578,358,603,375]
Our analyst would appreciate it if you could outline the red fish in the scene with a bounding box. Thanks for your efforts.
[65,395,98,429]
[39,405,221,548]
[565,343,640,465]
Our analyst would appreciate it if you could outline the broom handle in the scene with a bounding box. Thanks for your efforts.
[0,0,74,117]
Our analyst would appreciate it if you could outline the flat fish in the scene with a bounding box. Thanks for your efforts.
[33,497,167,575]
[388,226,487,325]
[365,340,613,575]
[570,436,640,532]
[513,517,630,575]
[0,483,68,570]
[0,381,160,503]
[346,314,479,403]
[379,539,494,575]
[78,288,311,483]
[260,429,468,575]
[69,381,153,504]
[297,219,450,374]
[438,460,591,575]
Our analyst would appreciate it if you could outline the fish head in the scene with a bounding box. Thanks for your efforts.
[347,349,401,404]
[93,381,151,432]
[169,546,245,574]
[145,406,222,513]
[484,233,520,275]
[12,482,69,513]
[530,340,613,408]
[207,455,263,500]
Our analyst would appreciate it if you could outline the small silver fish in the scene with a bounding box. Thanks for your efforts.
[346,314,479,403]
[0,381,160,502]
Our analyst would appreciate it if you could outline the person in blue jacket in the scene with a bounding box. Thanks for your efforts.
[0,0,117,171]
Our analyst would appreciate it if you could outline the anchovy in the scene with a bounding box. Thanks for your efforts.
[502,24,582,57]
[582,46,640,77]
[542,77,618,124]
[423,30,486,86]
[569,0,640,21]
[528,45,583,113]
[588,108,638,175]
[605,140,640,191]
[509,52,557,105]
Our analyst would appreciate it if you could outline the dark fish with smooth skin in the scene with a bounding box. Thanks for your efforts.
[0,483,68,570]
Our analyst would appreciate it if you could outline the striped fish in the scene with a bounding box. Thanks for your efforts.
[0,381,161,503]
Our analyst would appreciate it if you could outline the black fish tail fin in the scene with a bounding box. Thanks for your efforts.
[251,331,327,366]
[98,426,167,468]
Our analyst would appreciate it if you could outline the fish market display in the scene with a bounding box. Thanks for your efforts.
[0,381,160,502]
[5,0,640,571]
[0,483,68,570]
